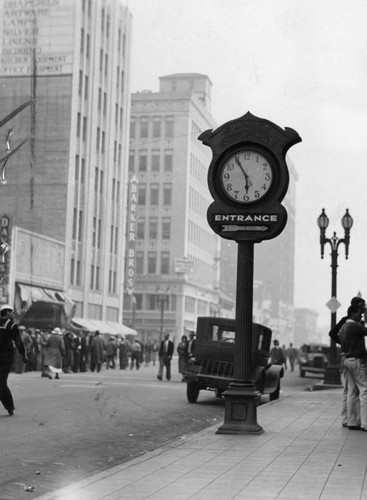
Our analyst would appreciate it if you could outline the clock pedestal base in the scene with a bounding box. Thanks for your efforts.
[216,382,263,435]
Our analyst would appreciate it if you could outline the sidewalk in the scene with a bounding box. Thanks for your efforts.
[34,388,367,500]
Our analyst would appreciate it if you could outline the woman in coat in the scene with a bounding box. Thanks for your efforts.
[177,335,188,381]
[44,327,65,380]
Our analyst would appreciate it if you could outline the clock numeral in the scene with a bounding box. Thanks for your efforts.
[233,191,239,199]
[226,183,232,191]
[224,173,230,181]
[261,184,267,191]
[243,194,250,201]
[255,191,260,198]
[263,163,268,169]
[244,153,251,160]
[226,163,234,171]
[265,173,271,181]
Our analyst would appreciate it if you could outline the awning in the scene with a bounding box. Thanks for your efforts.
[70,317,137,337]
[16,282,75,318]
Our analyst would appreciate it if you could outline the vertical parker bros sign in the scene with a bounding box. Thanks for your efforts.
[126,175,138,295]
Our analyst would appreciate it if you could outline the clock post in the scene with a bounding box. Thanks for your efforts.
[199,112,301,434]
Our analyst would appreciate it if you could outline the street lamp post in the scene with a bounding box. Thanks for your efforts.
[317,208,353,386]
[156,287,170,343]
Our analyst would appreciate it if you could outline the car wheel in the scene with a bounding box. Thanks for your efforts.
[187,382,200,403]
[269,381,280,401]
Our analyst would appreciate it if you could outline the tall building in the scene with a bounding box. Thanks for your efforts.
[0,0,133,332]
[220,160,298,345]
[124,73,233,344]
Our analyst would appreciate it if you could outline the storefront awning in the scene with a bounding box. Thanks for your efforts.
[16,283,75,317]
[70,317,137,337]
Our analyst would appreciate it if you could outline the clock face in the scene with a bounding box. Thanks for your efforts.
[219,150,274,204]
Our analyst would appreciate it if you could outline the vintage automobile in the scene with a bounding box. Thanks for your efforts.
[183,316,284,403]
[298,343,329,377]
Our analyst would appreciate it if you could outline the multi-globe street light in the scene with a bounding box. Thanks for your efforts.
[317,208,353,386]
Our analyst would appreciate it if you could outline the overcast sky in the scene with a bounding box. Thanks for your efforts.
[127,0,367,332]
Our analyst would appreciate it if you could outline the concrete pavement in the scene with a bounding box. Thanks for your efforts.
[33,386,367,500]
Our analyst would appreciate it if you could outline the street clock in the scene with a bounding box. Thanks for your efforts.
[199,112,302,242]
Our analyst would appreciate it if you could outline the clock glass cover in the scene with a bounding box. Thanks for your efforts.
[219,149,273,204]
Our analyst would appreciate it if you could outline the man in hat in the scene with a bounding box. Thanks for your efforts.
[0,304,27,416]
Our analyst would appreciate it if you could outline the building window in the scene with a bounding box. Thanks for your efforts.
[135,293,142,310]
[163,184,172,205]
[151,150,160,172]
[86,33,90,58]
[78,70,83,95]
[149,217,158,239]
[130,120,136,138]
[161,252,170,274]
[165,116,174,138]
[150,184,159,205]
[84,75,89,99]
[80,28,84,53]
[77,113,81,137]
[153,118,161,138]
[164,150,173,171]
[162,218,171,239]
[148,252,157,274]
[137,217,145,239]
[96,127,100,151]
[138,151,147,172]
[78,210,83,241]
[138,184,146,205]
[185,296,196,313]
[82,117,87,141]
[98,88,102,110]
[70,258,75,284]
[148,294,156,310]
[129,153,135,172]
[103,92,107,115]
[140,118,148,138]
[136,252,144,274]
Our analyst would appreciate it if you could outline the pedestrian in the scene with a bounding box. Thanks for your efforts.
[177,334,188,381]
[157,332,174,381]
[130,339,142,370]
[106,337,117,369]
[287,343,298,372]
[269,339,286,367]
[71,332,81,373]
[282,344,288,370]
[90,330,105,372]
[44,327,65,380]
[0,304,27,416]
[185,331,196,360]
[12,326,29,373]
[40,327,52,377]
[118,336,129,369]
[144,341,152,367]
[79,330,89,372]
[151,339,159,366]
[329,296,365,427]
[339,304,367,430]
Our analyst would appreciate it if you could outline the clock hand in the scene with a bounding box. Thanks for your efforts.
[235,157,250,193]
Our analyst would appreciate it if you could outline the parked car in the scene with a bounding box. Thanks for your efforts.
[183,316,284,403]
[298,343,329,377]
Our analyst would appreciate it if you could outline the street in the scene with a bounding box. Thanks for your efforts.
[1,362,317,500]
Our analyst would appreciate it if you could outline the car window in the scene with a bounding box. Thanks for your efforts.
[210,325,235,342]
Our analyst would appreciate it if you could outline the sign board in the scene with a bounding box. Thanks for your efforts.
[326,297,341,313]
[175,258,194,274]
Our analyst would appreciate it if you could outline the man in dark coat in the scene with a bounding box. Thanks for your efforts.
[157,332,174,381]
[0,304,27,416]
[90,330,105,372]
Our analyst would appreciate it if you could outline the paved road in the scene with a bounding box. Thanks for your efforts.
[1,363,315,500]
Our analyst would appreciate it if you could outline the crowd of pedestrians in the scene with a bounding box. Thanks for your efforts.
[9,326,163,378]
